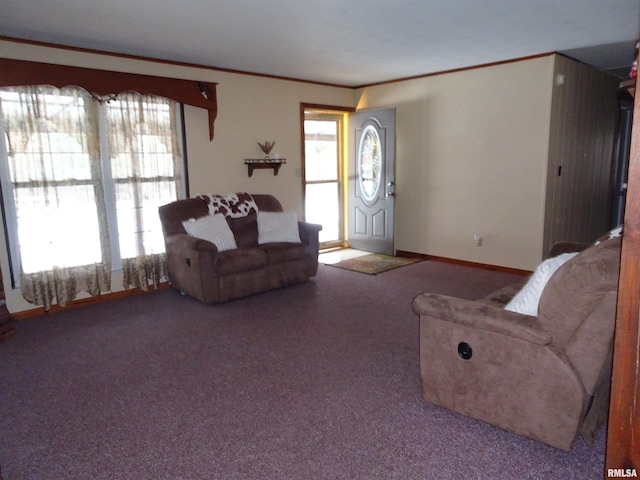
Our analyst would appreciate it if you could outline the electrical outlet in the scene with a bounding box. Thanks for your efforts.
[474,233,483,247]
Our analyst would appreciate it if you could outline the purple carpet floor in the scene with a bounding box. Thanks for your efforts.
[0,260,606,479]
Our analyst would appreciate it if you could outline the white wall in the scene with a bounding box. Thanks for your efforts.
[0,40,355,313]
[184,73,341,210]
[0,41,560,314]
[355,56,556,271]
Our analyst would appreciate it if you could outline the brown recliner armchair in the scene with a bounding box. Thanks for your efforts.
[411,236,621,451]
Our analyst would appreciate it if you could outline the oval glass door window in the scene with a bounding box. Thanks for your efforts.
[358,125,382,202]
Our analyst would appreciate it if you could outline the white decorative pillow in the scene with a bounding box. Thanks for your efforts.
[504,252,579,316]
[257,211,301,244]
[182,214,238,252]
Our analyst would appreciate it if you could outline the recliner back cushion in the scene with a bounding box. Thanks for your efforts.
[159,198,209,236]
[504,252,578,316]
[252,194,284,212]
[537,237,621,348]
[227,215,259,248]
[227,195,284,247]
[159,194,284,240]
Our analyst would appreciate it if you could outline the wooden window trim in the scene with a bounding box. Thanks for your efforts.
[0,57,218,140]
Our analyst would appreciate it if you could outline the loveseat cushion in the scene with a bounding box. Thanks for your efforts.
[217,247,268,275]
[227,214,259,248]
[261,243,309,263]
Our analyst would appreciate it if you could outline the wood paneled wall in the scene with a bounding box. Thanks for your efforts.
[543,56,620,255]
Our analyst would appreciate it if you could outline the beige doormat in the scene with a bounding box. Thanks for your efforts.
[327,253,423,275]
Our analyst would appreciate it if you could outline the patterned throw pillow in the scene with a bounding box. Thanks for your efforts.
[257,211,301,244]
[182,214,238,252]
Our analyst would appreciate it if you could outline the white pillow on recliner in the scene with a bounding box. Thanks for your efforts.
[182,214,238,252]
[504,252,578,316]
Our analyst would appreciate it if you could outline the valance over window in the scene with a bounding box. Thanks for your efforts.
[0,57,218,140]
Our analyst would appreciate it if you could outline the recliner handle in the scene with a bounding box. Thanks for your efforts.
[457,342,473,360]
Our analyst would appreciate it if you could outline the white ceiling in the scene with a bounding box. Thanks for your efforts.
[1,0,639,87]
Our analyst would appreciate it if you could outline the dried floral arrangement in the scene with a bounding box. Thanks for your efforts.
[257,141,275,157]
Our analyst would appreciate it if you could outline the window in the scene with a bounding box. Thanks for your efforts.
[104,94,185,267]
[0,86,185,309]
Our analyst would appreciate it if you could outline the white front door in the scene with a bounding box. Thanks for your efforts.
[348,108,396,255]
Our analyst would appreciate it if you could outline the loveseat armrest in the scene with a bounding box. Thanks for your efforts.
[164,233,221,303]
[298,221,322,245]
[411,293,551,345]
[166,232,220,253]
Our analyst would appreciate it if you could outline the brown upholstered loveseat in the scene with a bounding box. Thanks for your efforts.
[411,235,621,451]
[159,193,322,303]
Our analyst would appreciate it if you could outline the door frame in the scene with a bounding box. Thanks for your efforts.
[300,103,354,249]
[605,79,640,472]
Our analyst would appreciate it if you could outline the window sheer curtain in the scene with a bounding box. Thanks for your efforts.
[106,93,183,290]
[0,86,111,309]
[0,87,184,310]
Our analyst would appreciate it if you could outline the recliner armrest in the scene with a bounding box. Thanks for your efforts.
[411,293,551,345]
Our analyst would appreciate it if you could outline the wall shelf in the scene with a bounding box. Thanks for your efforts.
[244,158,286,177]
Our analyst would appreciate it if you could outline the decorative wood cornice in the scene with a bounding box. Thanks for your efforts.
[0,57,218,140]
